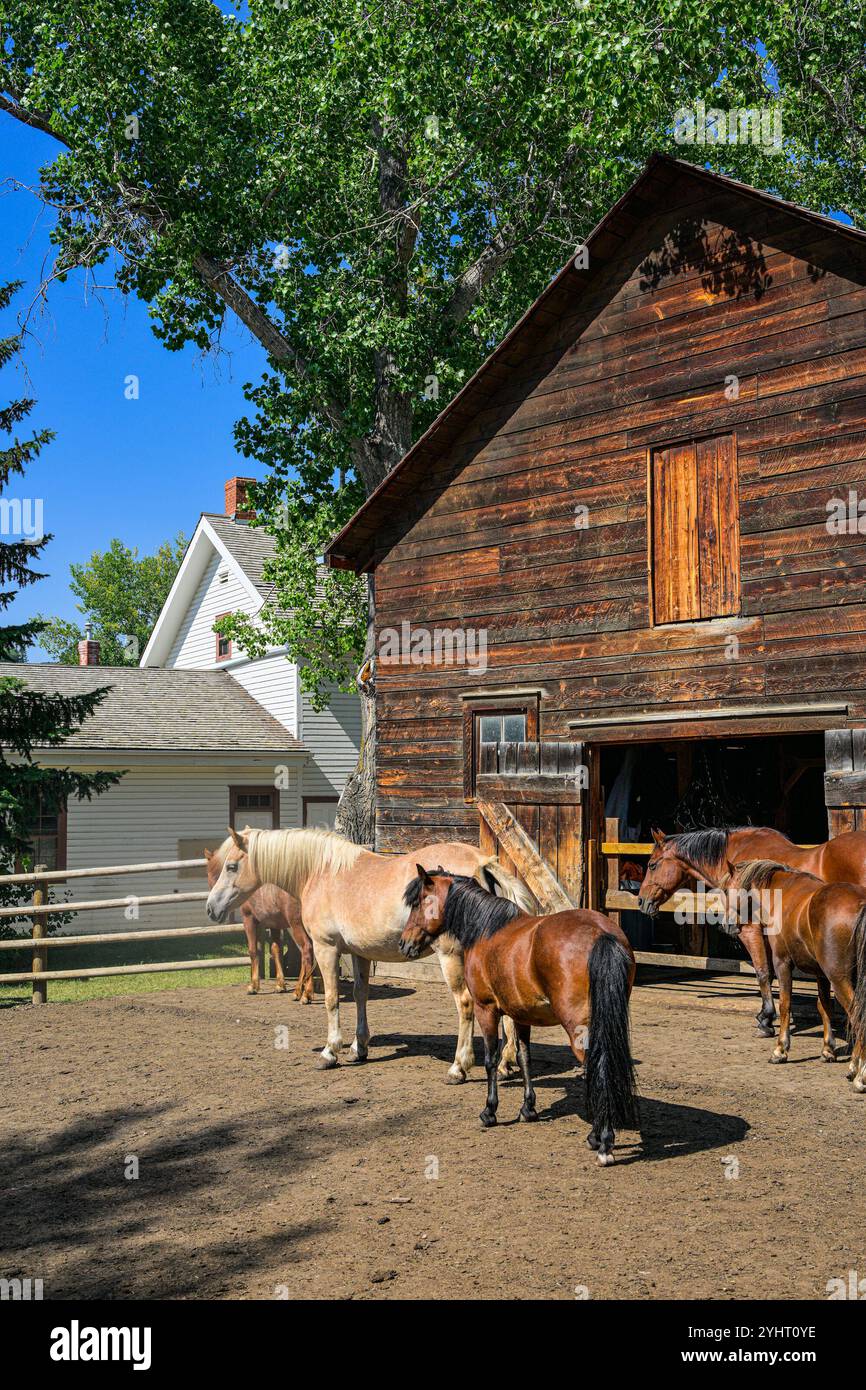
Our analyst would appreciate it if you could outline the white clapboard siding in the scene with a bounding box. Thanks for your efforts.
[231,653,297,736]
[53,762,300,934]
[299,686,362,799]
[167,550,251,668]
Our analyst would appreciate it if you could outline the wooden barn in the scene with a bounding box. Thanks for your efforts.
[326,154,866,954]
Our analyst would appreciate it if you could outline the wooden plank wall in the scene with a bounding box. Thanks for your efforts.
[373,171,866,852]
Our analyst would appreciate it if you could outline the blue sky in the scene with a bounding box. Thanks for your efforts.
[1,112,268,655]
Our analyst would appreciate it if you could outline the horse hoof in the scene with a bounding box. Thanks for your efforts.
[479,1111,497,1128]
[343,1051,368,1066]
[519,1107,539,1123]
[757,1023,775,1038]
[821,1051,837,1063]
[769,1052,787,1064]
[444,1072,466,1086]
[597,1152,615,1167]
[497,1063,521,1080]
[246,986,258,995]
[316,1054,338,1070]
[854,1076,866,1094]
[301,996,313,1005]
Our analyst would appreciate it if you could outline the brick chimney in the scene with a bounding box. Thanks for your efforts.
[78,623,100,666]
[224,476,256,522]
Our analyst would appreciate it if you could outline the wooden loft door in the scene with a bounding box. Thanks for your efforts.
[651,433,740,624]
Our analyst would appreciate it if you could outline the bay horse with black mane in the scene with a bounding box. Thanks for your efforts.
[638,826,866,1036]
[401,867,639,1167]
[722,859,866,1090]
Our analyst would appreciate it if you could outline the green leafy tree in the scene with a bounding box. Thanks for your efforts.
[38,534,187,665]
[1,0,862,837]
[0,281,121,935]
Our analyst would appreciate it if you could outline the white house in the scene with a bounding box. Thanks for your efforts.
[12,477,361,932]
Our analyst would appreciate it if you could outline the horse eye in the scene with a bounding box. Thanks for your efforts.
[227,861,239,872]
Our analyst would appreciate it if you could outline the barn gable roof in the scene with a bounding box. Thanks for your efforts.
[324,152,866,574]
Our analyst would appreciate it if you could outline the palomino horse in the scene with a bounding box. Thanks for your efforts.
[205,827,534,1080]
[637,826,866,1036]
[400,867,639,1166]
[722,859,866,1089]
[204,843,315,1001]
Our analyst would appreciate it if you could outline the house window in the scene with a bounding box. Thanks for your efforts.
[229,786,279,829]
[303,797,339,830]
[650,432,740,624]
[25,797,67,872]
[215,613,232,662]
[462,698,538,800]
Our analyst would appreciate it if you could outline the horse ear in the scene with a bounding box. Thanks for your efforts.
[651,827,665,846]
[415,863,434,887]
[229,826,247,852]
[204,848,212,861]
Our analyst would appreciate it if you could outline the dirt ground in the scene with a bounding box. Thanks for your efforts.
[1,967,864,1301]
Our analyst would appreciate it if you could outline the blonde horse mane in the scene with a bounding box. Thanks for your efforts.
[234,827,365,898]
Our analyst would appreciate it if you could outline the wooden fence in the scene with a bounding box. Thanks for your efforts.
[0,858,247,1004]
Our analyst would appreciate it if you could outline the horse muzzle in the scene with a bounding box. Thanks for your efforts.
[399,936,426,959]
[637,897,659,918]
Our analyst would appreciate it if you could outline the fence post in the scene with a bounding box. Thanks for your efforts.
[31,864,47,1007]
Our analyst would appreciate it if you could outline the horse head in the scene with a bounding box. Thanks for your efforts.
[400,865,453,958]
[205,826,260,922]
[636,829,691,916]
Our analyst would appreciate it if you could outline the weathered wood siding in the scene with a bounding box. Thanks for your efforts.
[371,173,866,851]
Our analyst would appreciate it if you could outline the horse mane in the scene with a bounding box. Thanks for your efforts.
[665,825,792,873]
[404,872,522,948]
[734,858,821,893]
[241,827,365,897]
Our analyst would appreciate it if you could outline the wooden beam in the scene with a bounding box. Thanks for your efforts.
[477,800,573,911]
[475,774,584,804]
[0,858,208,886]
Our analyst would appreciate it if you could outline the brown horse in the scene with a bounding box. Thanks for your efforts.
[204,842,315,1002]
[637,826,866,1036]
[723,859,866,1090]
[400,867,638,1167]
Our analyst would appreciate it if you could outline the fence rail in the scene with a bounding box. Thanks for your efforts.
[0,857,252,1004]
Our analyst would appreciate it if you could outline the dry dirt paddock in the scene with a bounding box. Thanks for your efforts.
[1,967,864,1301]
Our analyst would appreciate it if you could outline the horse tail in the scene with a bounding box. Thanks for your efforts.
[586,933,639,1138]
[849,902,866,1064]
[481,860,536,915]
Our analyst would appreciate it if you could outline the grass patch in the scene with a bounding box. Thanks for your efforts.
[0,930,254,1006]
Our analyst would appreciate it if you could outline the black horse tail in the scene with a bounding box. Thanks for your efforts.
[586,933,639,1134]
[849,903,866,1066]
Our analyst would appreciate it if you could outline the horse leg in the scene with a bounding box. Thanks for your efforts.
[315,943,343,1069]
[516,1023,538,1122]
[270,929,289,993]
[815,972,839,1062]
[477,1003,502,1128]
[245,915,260,995]
[770,957,793,1063]
[498,1016,520,1079]
[436,950,475,1083]
[294,926,315,1004]
[739,923,776,1036]
[345,954,371,1065]
[828,976,865,1090]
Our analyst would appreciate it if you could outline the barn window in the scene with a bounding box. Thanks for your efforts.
[215,613,232,662]
[462,697,539,800]
[650,433,740,624]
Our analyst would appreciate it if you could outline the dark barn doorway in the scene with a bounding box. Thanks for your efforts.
[597,732,827,958]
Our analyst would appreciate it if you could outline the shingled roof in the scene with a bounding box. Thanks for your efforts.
[324,151,866,573]
[201,513,277,596]
[1,664,306,754]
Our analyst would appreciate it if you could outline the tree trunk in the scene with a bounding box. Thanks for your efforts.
[334,575,377,847]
